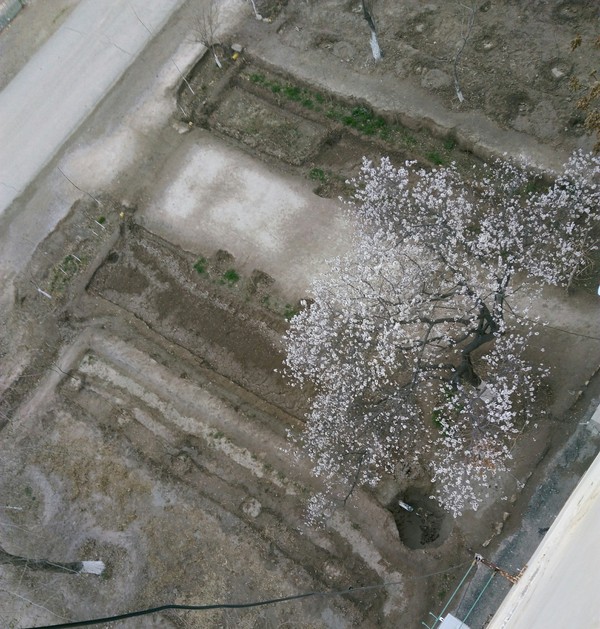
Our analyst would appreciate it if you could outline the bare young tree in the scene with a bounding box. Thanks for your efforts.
[195,0,223,68]
[247,0,262,20]
[453,1,478,103]
[362,0,382,61]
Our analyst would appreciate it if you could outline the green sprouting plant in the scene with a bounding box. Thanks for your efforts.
[222,269,240,284]
[427,151,445,165]
[284,85,302,101]
[284,304,299,320]
[49,253,83,292]
[194,257,208,274]
[63,254,81,273]
[443,137,457,151]
[309,167,327,182]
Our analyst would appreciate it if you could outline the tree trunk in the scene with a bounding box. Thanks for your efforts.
[362,0,383,61]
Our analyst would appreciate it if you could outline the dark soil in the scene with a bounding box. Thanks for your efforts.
[389,488,453,550]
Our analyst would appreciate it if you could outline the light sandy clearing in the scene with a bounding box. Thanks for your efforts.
[141,131,356,298]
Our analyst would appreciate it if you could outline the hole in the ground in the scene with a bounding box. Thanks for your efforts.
[388,487,452,549]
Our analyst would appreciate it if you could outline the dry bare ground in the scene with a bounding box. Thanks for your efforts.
[0,1,599,628]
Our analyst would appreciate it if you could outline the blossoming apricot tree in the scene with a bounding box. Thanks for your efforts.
[284,151,599,519]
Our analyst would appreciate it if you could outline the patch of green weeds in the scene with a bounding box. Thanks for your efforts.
[97,216,106,224]
[522,177,548,196]
[284,304,300,320]
[342,106,386,135]
[49,254,83,292]
[427,151,445,165]
[443,137,457,151]
[431,409,444,430]
[249,72,320,110]
[193,257,208,274]
[283,85,302,101]
[467,221,482,238]
[309,167,327,182]
[222,268,240,284]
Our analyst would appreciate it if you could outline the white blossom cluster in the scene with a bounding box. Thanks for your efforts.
[284,152,599,520]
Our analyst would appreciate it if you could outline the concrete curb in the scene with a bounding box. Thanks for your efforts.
[488,403,600,628]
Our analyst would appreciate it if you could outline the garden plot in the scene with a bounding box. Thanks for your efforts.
[0,185,434,625]
[1,1,599,626]
[212,87,327,165]
[87,224,296,410]
[0,315,417,627]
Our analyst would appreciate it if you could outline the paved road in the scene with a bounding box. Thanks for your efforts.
[487,421,600,629]
[0,0,184,215]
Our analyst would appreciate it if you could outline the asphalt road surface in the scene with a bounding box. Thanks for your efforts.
[0,0,184,215]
